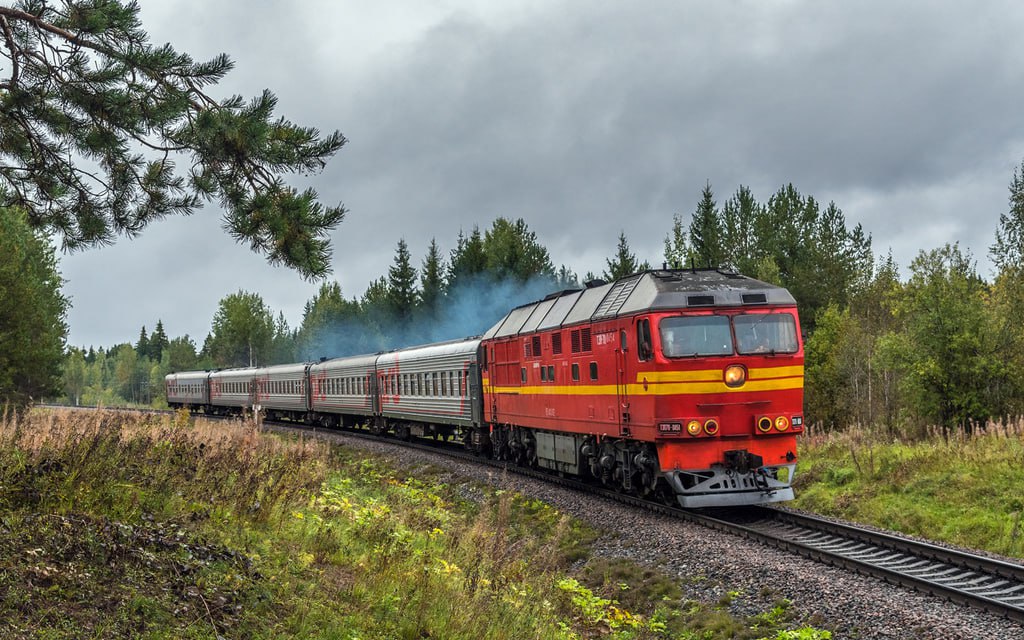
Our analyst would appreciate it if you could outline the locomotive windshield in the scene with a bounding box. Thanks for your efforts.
[660,312,799,357]
[660,316,733,357]
[734,313,799,355]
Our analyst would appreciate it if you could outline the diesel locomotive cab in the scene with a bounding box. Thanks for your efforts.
[650,302,804,508]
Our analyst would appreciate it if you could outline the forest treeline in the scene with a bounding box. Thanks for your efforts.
[59,161,1024,438]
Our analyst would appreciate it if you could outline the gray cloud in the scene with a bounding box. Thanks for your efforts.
[60,0,1024,347]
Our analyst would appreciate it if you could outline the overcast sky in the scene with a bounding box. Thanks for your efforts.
[59,0,1024,348]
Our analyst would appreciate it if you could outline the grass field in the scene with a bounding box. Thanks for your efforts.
[0,408,830,639]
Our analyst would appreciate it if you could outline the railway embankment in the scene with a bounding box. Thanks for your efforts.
[0,407,832,639]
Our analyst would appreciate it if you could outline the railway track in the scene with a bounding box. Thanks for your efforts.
[275,421,1024,625]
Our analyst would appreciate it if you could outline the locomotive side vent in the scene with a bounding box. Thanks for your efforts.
[581,327,592,352]
[687,295,715,306]
[552,333,563,355]
[571,330,581,353]
[742,293,768,305]
[531,335,542,357]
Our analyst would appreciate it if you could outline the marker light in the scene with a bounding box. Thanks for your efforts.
[686,420,703,436]
[703,419,720,436]
[724,365,747,388]
[757,416,773,433]
[775,416,790,431]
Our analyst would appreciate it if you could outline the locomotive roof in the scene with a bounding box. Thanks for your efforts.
[483,269,796,339]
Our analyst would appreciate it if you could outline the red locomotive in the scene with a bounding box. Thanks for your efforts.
[481,269,802,507]
[168,268,803,508]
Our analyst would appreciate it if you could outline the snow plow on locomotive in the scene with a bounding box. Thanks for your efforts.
[166,268,803,509]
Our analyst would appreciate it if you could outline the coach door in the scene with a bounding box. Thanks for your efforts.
[616,327,631,437]
[469,363,482,426]
[370,370,381,416]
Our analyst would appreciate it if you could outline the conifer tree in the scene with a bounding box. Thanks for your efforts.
[689,182,726,268]
[555,265,581,289]
[0,205,68,406]
[419,238,445,317]
[447,227,487,293]
[150,320,170,361]
[386,238,418,327]
[721,185,759,272]
[663,213,689,269]
[482,217,555,283]
[991,158,1024,272]
[0,1,346,278]
[604,231,648,281]
[135,326,150,361]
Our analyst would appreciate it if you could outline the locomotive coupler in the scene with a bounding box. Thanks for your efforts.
[723,449,764,476]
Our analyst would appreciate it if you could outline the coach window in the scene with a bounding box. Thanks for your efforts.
[572,363,580,381]
[589,362,599,381]
[540,367,547,382]
[547,365,555,382]
[521,367,527,383]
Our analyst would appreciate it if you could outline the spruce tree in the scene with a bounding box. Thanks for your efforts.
[447,227,488,292]
[721,185,760,272]
[386,238,418,328]
[689,182,726,268]
[0,1,346,278]
[663,213,689,269]
[991,158,1024,272]
[135,326,150,361]
[419,238,445,317]
[604,231,648,281]
[150,320,170,361]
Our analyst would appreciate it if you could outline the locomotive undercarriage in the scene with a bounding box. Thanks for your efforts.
[487,425,670,500]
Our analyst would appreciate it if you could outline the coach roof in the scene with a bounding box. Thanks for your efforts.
[483,269,797,339]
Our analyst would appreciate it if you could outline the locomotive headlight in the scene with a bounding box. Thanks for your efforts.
[686,420,702,436]
[757,416,773,433]
[703,419,720,436]
[775,416,790,431]
[724,365,746,388]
